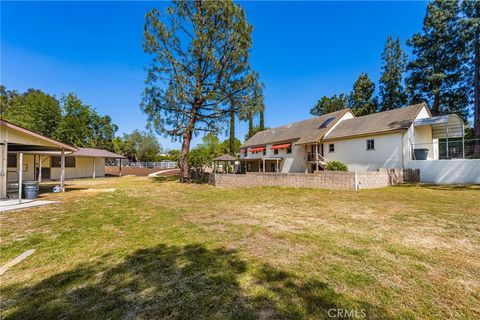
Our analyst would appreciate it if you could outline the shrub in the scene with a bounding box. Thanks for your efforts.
[325,160,348,171]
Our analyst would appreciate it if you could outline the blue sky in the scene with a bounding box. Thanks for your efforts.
[1,1,428,150]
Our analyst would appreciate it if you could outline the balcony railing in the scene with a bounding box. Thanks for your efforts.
[307,152,327,163]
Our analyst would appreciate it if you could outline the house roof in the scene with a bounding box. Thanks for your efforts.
[324,103,428,141]
[214,154,236,161]
[72,148,125,158]
[0,118,77,152]
[241,109,352,148]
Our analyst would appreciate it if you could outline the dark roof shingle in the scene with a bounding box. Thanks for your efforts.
[72,148,125,158]
[324,103,428,140]
[241,109,352,148]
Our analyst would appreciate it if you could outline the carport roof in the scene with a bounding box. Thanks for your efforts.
[413,114,464,139]
[1,118,77,151]
[72,148,125,158]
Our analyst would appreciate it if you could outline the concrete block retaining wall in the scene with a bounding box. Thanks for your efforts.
[209,169,404,190]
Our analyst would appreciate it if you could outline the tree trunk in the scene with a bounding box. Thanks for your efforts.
[259,109,264,131]
[179,114,196,182]
[432,91,440,116]
[229,107,235,155]
[474,27,480,156]
[248,111,253,138]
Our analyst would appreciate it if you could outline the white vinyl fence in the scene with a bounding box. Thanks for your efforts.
[107,159,178,169]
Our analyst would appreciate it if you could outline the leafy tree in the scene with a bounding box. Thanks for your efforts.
[55,93,118,149]
[188,133,231,180]
[406,0,469,119]
[141,1,262,182]
[200,133,223,159]
[113,137,125,156]
[349,73,378,116]
[117,130,162,162]
[55,94,94,147]
[379,36,407,111]
[2,88,62,137]
[221,137,241,156]
[90,114,118,151]
[0,86,20,116]
[167,149,180,162]
[461,0,480,154]
[187,144,211,179]
[310,94,348,116]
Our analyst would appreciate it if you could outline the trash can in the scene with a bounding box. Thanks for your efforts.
[413,148,429,160]
[23,181,39,199]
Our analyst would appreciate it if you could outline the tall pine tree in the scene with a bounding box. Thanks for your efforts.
[349,73,378,116]
[379,36,407,111]
[461,0,480,154]
[406,0,469,119]
[141,1,263,181]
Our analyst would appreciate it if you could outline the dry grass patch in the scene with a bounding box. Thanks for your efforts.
[1,176,479,319]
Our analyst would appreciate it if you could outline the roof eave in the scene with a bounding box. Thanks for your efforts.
[322,128,408,142]
[1,118,77,152]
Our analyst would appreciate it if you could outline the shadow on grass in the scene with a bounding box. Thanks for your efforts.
[37,186,91,195]
[1,244,389,319]
[151,175,180,183]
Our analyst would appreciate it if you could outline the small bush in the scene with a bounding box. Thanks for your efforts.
[325,160,348,171]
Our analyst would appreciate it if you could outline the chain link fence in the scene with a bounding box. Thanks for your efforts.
[411,138,480,160]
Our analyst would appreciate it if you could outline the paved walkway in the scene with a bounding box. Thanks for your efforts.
[0,199,58,213]
[147,169,180,177]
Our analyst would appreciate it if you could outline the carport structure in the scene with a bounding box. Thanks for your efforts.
[0,119,76,202]
[413,114,465,159]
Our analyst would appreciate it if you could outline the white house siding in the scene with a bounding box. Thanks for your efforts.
[403,106,438,162]
[324,132,404,172]
[281,144,306,173]
[406,160,480,184]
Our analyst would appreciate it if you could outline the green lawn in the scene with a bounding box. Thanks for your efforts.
[1,176,479,319]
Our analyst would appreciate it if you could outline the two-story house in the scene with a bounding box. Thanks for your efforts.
[239,103,466,173]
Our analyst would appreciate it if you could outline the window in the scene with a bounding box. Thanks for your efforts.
[367,139,375,151]
[51,156,76,168]
[262,149,266,156]
[286,147,292,154]
[319,117,335,129]
[274,149,279,155]
[329,144,335,153]
[7,154,17,168]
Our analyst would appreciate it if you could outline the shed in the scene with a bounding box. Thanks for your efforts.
[1,119,76,201]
